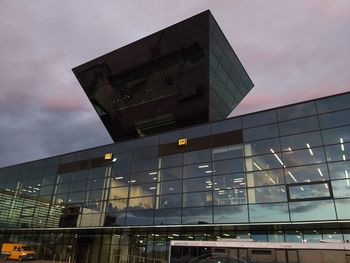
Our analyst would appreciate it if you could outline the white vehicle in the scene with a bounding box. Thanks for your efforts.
[169,239,350,263]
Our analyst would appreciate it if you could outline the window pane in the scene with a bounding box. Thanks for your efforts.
[126,210,154,225]
[245,138,280,156]
[247,169,285,187]
[183,163,212,178]
[213,158,244,175]
[133,147,158,161]
[132,159,158,172]
[212,145,243,160]
[289,200,336,221]
[243,124,278,142]
[160,180,182,194]
[248,186,286,204]
[279,116,319,136]
[128,196,154,210]
[277,102,316,121]
[285,164,329,184]
[280,131,323,152]
[328,161,350,179]
[322,126,350,145]
[288,183,330,200]
[213,173,246,189]
[283,147,326,167]
[334,198,350,219]
[129,183,157,197]
[325,143,350,162]
[316,93,350,114]
[131,171,158,184]
[159,154,183,168]
[211,118,241,134]
[332,179,350,198]
[184,124,211,139]
[249,203,289,222]
[108,186,129,199]
[245,153,284,171]
[213,188,246,205]
[154,209,181,225]
[184,149,211,165]
[242,110,276,128]
[319,109,350,129]
[157,194,182,209]
[182,207,212,224]
[183,191,212,207]
[183,177,212,192]
[214,205,248,223]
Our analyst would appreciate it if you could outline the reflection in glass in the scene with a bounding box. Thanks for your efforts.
[126,210,154,225]
[213,188,246,205]
[242,110,276,128]
[289,200,336,221]
[322,126,350,145]
[108,186,129,200]
[319,109,350,129]
[245,153,284,172]
[279,116,319,136]
[334,198,350,219]
[328,161,350,179]
[212,145,243,160]
[129,183,156,197]
[247,169,284,187]
[128,196,154,210]
[213,158,244,175]
[325,142,350,162]
[183,177,212,192]
[213,205,248,223]
[184,149,211,165]
[157,194,182,209]
[277,102,316,121]
[154,209,181,225]
[159,154,183,168]
[183,163,212,178]
[285,164,329,184]
[213,173,246,190]
[182,207,212,224]
[160,180,182,194]
[245,138,280,157]
[280,131,322,152]
[249,203,289,222]
[183,191,212,207]
[283,147,325,167]
[243,124,278,142]
[248,186,286,204]
[160,167,182,181]
[331,179,350,198]
[288,183,331,200]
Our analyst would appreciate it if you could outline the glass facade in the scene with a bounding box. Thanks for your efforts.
[1,91,350,262]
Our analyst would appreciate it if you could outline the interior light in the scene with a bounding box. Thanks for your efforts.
[324,183,328,189]
[178,138,188,146]
[205,170,213,174]
[115,176,123,180]
[198,165,209,169]
[253,162,262,170]
[306,143,314,156]
[149,187,157,190]
[271,149,285,166]
[288,147,292,152]
[300,187,304,191]
[288,172,297,182]
[281,188,285,193]
[317,168,323,177]
[340,138,344,143]
[346,170,349,187]
[148,172,157,175]
[112,158,117,162]
[269,177,276,184]
[343,155,346,161]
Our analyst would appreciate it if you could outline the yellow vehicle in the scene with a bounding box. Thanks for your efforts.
[1,243,35,261]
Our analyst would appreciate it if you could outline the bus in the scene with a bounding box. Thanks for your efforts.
[169,239,350,263]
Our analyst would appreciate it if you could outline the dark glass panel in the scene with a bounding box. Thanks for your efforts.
[316,93,350,114]
[242,110,277,128]
[132,159,158,172]
[112,140,133,153]
[280,131,323,152]
[134,135,159,148]
[183,124,211,139]
[159,180,182,195]
[246,169,285,187]
[110,174,129,188]
[212,158,244,175]
[328,161,350,179]
[38,185,54,197]
[249,203,289,222]
[86,189,104,202]
[129,183,157,197]
[69,180,87,192]
[67,192,86,203]
[89,167,107,179]
[159,154,183,168]
[160,167,182,181]
[325,143,350,162]
[58,173,72,184]
[56,183,70,194]
[245,153,284,171]
[243,124,278,142]
[183,177,212,192]
[213,205,248,223]
[277,101,316,121]
[288,183,330,200]
[212,144,243,160]
[112,162,131,177]
[128,196,154,210]
[244,138,280,156]
[322,126,350,145]
[113,151,132,163]
[279,116,319,136]
[183,163,212,178]
[154,209,181,225]
[183,191,212,207]
[159,130,184,144]
[213,188,246,205]
[131,171,158,184]
[157,194,182,209]
[285,164,329,184]
[332,179,350,198]
[289,200,336,221]
[182,207,212,224]
[184,149,211,165]
[88,178,106,190]
[71,170,89,182]
[247,186,286,204]
[126,210,154,225]
[211,117,241,134]
[133,146,158,161]
[319,109,350,129]
[213,173,246,189]
[283,147,326,167]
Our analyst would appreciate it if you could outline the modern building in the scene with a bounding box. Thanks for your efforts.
[1,10,350,263]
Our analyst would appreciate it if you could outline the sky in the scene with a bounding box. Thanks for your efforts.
[0,0,349,167]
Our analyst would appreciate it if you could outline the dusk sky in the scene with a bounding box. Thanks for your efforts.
[1,0,349,167]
